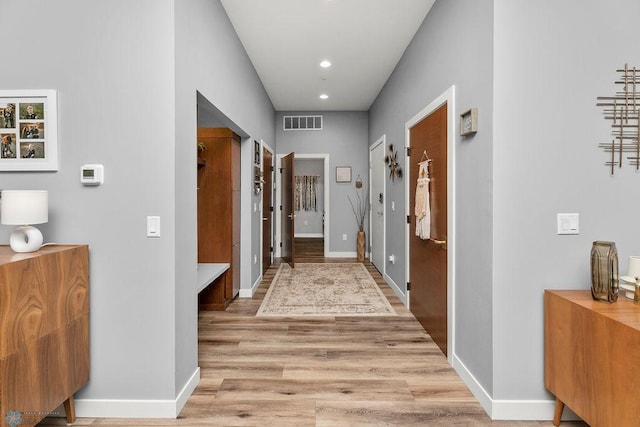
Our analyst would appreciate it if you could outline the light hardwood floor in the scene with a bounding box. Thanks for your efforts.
[40,250,586,426]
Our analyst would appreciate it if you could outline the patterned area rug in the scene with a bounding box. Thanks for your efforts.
[256,263,396,317]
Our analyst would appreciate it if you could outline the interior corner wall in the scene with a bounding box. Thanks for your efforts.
[275,111,369,255]
[0,0,178,407]
[492,0,640,406]
[368,0,495,396]
[174,0,275,395]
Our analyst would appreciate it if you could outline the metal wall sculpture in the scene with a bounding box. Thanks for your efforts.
[597,64,640,175]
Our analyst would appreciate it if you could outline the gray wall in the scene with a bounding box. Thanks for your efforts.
[0,0,177,400]
[175,0,275,394]
[276,111,368,254]
[0,0,274,412]
[294,159,325,236]
[371,0,640,414]
[492,0,640,401]
[369,0,495,395]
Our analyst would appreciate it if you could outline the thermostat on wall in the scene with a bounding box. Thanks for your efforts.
[81,164,104,185]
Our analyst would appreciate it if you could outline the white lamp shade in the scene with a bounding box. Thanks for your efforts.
[1,190,48,225]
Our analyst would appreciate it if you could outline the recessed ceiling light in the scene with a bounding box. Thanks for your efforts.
[320,60,331,68]
[320,94,329,100]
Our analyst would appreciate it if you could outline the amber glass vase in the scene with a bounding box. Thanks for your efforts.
[590,241,619,302]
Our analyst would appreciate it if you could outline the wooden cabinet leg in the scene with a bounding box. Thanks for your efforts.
[553,398,565,426]
[63,396,76,424]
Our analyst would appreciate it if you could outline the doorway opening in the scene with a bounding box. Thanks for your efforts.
[293,157,325,259]
[196,92,250,309]
[275,153,330,261]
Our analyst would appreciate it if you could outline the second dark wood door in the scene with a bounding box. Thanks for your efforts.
[262,148,273,273]
[409,104,448,356]
[281,153,295,267]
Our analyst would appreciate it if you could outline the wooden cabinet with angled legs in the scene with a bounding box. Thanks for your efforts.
[0,245,89,427]
[545,290,640,427]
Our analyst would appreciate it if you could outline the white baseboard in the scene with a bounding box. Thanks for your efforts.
[384,273,407,306]
[452,354,580,421]
[327,251,356,258]
[74,368,200,419]
[491,399,578,421]
[176,367,200,415]
[294,233,323,238]
[240,274,263,298]
[451,354,492,416]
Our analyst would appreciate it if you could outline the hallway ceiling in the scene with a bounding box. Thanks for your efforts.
[220,0,435,112]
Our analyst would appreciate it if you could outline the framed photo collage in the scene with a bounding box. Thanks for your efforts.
[0,90,57,171]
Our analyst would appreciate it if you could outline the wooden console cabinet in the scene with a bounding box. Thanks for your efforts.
[0,245,89,426]
[544,290,640,427]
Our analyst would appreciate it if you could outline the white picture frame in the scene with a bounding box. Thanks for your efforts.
[0,90,58,171]
[336,166,351,183]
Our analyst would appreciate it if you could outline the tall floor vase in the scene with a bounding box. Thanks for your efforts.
[357,231,366,262]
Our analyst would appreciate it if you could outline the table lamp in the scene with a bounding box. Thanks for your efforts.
[1,190,48,253]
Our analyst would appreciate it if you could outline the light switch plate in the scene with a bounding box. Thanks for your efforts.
[557,213,579,235]
[147,216,161,237]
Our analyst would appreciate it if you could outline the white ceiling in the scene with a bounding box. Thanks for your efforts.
[220,0,435,112]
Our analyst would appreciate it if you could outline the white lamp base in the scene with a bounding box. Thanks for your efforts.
[9,225,44,253]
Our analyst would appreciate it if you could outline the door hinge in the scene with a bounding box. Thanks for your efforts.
[279,168,283,173]
[407,282,411,291]
[406,147,411,157]
[280,242,282,248]
[271,166,274,172]
[407,215,411,224]
[270,246,273,252]
[270,206,274,212]
[280,205,283,211]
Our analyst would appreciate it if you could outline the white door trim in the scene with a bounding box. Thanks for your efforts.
[405,85,456,364]
[369,135,386,276]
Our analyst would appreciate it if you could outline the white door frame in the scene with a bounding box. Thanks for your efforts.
[369,135,386,276]
[405,85,456,364]
[275,153,330,258]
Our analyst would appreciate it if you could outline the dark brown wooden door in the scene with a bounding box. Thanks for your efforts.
[281,153,295,267]
[409,104,448,356]
[262,148,273,273]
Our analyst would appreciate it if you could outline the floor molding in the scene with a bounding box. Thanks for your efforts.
[452,355,579,421]
[294,233,323,238]
[326,251,357,258]
[384,273,407,306]
[240,274,262,298]
[74,368,200,419]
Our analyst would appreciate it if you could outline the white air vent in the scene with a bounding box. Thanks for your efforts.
[283,115,323,130]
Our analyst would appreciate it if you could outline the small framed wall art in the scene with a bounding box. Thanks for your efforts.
[336,166,352,183]
[460,107,478,136]
[0,90,58,171]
